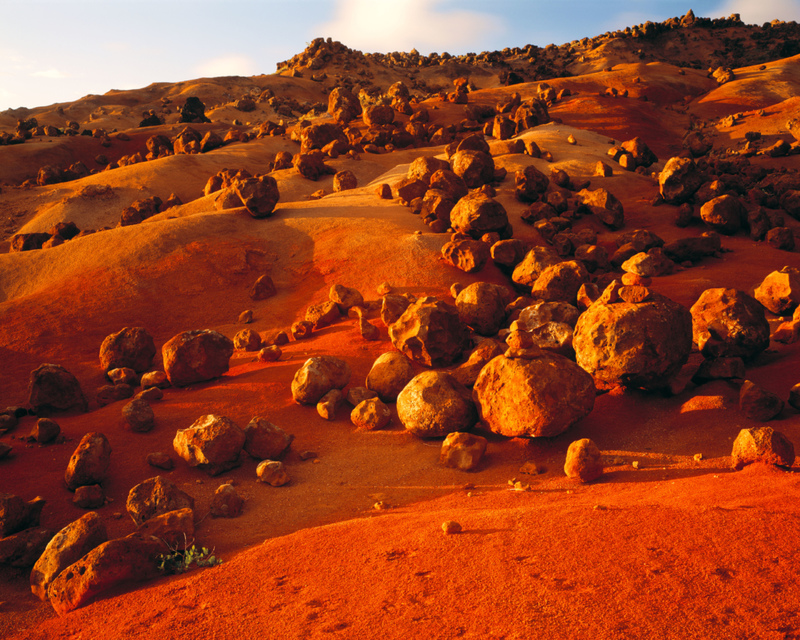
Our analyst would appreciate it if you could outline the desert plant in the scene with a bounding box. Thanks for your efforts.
[157,535,223,575]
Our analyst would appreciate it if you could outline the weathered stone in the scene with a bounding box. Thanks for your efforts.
[389,297,470,367]
[317,389,345,420]
[451,150,495,188]
[358,317,380,341]
[740,380,784,421]
[73,485,105,509]
[473,348,595,437]
[30,512,107,601]
[397,371,477,438]
[257,346,282,362]
[291,320,314,340]
[511,246,561,289]
[96,384,134,407]
[449,192,509,238]
[135,508,194,550]
[491,239,526,270]
[408,156,450,184]
[233,329,262,351]
[573,288,693,390]
[365,351,415,402]
[126,476,195,526]
[333,170,358,192]
[306,300,342,329]
[210,484,244,518]
[291,356,351,405]
[754,267,800,315]
[0,495,44,537]
[330,284,364,310]
[564,439,604,482]
[256,460,290,486]
[440,432,487,471]
[233,175,280,218]
[31,418,60,444]
[0,527,54,568]
[514,165,549,203]
[532,261,589,304]
[28,364,88,415]
[351,398,392,430]
[47,534,165,615]
[690,288,770,359]
[162,330,234,387]
[731,426,795,470]
[173,415,245,476]
[441,239,491,273]
[140,371,169,390]
[244,417,293,460]
[455,282,511,336]
[700,195,746,234]
[693,357,745,382]
[99,327,156,373]
[659,156,703,205]
[450,340,506,387]
[250,275,277,300]
[766,227,795,251]
[381,294,413,327]
[65,433,111,491]
[146,452,173,470]
[108,368,137,386]
[121,399,155,433]
[663,233,722,263]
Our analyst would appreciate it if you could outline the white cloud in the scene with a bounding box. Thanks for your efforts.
[196,55,258,78]
[314,0,505,53]
[714,0,800,24]
[32,68,69,79]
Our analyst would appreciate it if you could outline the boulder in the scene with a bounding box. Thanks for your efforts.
[328,87,361,124]
[73,485,105,510]
[350,398,392,430]
[28,364,88,415]
[126,476,195,526]
[440,432,487,471]
[333,170,358,192]
[317,389,345,420]
[511,246,561,290]
[658,156,703,204]
[449,192,509,238]
[141,371,169,390]
[754,267,800,315]
[491,239,526,270]
[31,418,60,444]
[233,175,280,218]
[408,156,450,184]
[455,282,511,336]
[64,433,111,491]
[451,150,495,188]
[233,329,262,351]
[381,294,413,326]
[731,426,795,470]
[99,327,156,373]
[564,439,604,482]
[621,249,675,277]
[514,165,549,203]
[397,371,477,438]
[329,284,364,310]
[135,508,194,550]
[121,399,155,433]
[305,300,341,329]
[210,484,244,518]
[162,330,234,387]
[429,169,469,201]
[291,356,351,405]
[450,340,506,387]
[473,347,595,437]
[0,527,54,568]
[243,417,293,459]
[690,288,770,359]
[250,274,277,300]
[573,286,693,390]
[532,261,589,304]
[172,415,246,476]
[365,351,415,402]
[30,511,108,601]
[0,494,45,537]
[739,380,784,421]
[441,239,490,273]
[700,195,746,234]
[47,534,165,615]
[389,297,470,367]
[256,460,290,486]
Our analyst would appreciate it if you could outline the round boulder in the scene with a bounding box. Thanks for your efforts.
[455,282,512,336]
[291,356,351,405]
[99,327,156,373]
[573,286,693,390]
[690,288,770,359]
[233,175,280,218]
[365,351,415,402]
[564,438,604,482]
[397,371,477,438]
[28,364,88,415]
[449,192,509,238]
[451,149,495,188]
[389,296,470,367]
[473,347,595,438]
[162,330,234,387]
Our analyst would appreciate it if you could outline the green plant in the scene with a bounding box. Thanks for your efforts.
[157,536,223,575]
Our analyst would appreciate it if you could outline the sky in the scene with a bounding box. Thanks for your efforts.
[1,0,799,111]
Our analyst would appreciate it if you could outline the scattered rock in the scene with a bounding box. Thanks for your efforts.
[731,426,795,470]
[244,417,293,460]
[64,433,111,492]
[99,327,156,373]
[0,494,45,537]
[317,389,345,420]
[146,452,173,470]
[659,156,703,204]
[0,527,54,568]
[141,371,169,390]
[455,282,511,336]
[256,460,290,486]
[233,175,280,218]
[449,192,509,238]
[233,329,262,351]
[700,195,746,235]
[397,371,477,438]
[257,346,282,362]
[251,275,277,300]
[292,356,351,405]
[440,432,487,471]
[754,267,800,315]
[30,418,60,444]
[690,288,770,359]
[173,415,246,476]
[162,330,234,387]
[73,485,105,509]
[739,380,784,421]
[121,399,155,433]
[442,521,462,535]
[564,439,604,482]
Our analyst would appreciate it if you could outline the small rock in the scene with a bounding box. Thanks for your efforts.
[210,484,244,518]
[31,418,60,444]
[238,310,254,324]
[350,398,391,430]
[257,346,282,362]
[107,368,137,386]
[121,399,155,433]
[135,387,163,403]
[442,521,462,534]
[358,317,380,341]
[146,452,174,470]
[291,320,314,340]
[244,417,293,460]
[140,371,169,390]
[740,380,784,421]
[256,460,290,486]
[233,329,262,351]
[440,432,487,471]
[317,389,345,420]
[731,426,795,470]
[347,387,379,406]
[73,485,105,509]
[564,438,604,482]
[64,433,111,491]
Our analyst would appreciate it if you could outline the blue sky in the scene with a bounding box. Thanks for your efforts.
[1,0,799,111]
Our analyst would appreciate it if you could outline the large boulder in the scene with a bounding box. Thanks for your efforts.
[162,330,234,387]
[473,347,595,437]
[700,195,746,235]
[754,266,800,315]
[389,297,470,367]
[30,512,108,601]
[451,150,495,188]
[365,351,415,402]
[47,534,165,615]
[573,285,693,390]
[455,282,512,336]
[99,327,156,373]
[28,364,88,415]
[233,175,280,218]
[291,356,351,405]
[511,246,561,290]
[396,371,477,437]
[531,261,589,304]
[327,87,361,124]
[64,433,111,491]
[449,192,509,238]
[658,156,703,205]
[172,415,246,476]
[126,476,195,526]
[690,288,770,359]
